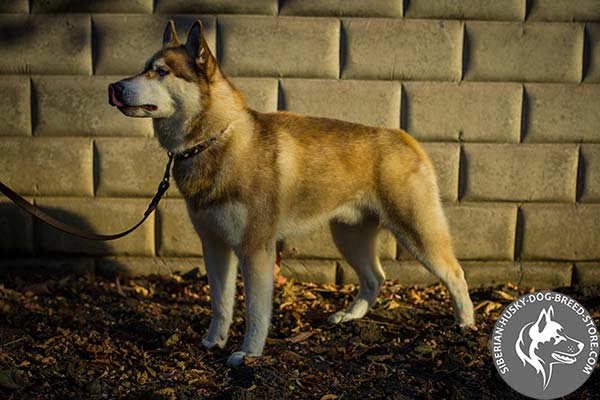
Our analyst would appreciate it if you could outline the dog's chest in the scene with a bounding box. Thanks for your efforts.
[188,201,248,247]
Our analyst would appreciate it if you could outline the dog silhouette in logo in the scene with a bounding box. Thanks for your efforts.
[515,306,584,390]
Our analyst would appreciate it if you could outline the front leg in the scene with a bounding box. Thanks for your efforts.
[227,245,275,367]
[200,230,238,350]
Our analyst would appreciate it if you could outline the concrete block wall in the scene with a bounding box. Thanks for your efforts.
[1,1,599,288]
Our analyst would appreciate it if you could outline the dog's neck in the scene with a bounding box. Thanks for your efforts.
[153,72,249,154]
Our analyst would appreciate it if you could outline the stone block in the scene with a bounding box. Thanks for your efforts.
[280,259,337,284]
[445,203,517,260]
[155,0,277,14]
[586,24,600,82]
[0,15,91,75]
[34,197,155,256]
[97,257,205,277]
[31,0,152,13]
[230,77,278,113]
[432,261,570,289]
[461,262,522,287]
[0,137,93,196]
[0,0,28,12]
[397,205,517,262]
[464,22,583,82]
[462,144,579,202]
[524,84,600,142]
[157,199,203,257]
[0,197,33,255]
[94,138,177,197]
[280,79,400,128]
[520,262,573,289]
[403,82,522,142]
[343,18,462,81]
[405,0,525,20]
[420,143,459,202]
[280,0,402,17]
[580,145,600,202]
[521,204,600,260]
[0,258,94,276]
[282,226,396,260]
[528,0,600,22]
[338,260,438,286]
[33,76,152,137]
[0,77,30,136]
[219,16,339,78]
[573,263,600,285]
[94,15,215,75]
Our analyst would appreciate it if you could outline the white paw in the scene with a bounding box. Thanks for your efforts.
[456,308,475,327]
[328,311,355,324]
[202,336,227,350]
[227,351,247,367]
[458,315,476,328]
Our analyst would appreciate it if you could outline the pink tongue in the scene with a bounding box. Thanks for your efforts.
[109,86,125,107]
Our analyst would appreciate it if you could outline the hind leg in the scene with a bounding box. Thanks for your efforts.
[328,216,386,324]
[382,174,474,326]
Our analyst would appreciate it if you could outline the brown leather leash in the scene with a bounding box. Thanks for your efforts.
[0,136,218,241]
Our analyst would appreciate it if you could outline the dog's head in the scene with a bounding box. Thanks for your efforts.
[515,306,584,389]
[108,20,216,120]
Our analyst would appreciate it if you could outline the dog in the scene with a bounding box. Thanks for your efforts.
[515,306,584,390]
[108,20,475,366]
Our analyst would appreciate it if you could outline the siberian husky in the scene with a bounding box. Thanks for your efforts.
[108,20,475,366]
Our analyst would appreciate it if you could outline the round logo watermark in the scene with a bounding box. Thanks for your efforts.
[491,291,598,399]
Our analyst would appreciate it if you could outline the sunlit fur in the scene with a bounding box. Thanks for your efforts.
[110,20,476,367]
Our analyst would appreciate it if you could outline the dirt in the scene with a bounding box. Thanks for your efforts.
[0,270,598,399]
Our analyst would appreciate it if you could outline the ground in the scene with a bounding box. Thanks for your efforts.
[0,270,598,400]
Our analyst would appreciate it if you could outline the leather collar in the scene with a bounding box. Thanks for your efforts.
[169,127,228,161]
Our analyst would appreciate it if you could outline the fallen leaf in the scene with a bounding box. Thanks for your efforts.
[131,284,150,297]
[415,344,434,354]
[164,333,179,347]
[367,354,393,362]
[287,331,313,343]
[154,387,176,395]
[244,355,260,365]
[474,300,502,314]
[407,290,423,304]
[493,290,515,301]
[303,291,317,300]
[386,300,402,310]
[188,378,219,388]
[321,395,338,400]
[281,351,303,363]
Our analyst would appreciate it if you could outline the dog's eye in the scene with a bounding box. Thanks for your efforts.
[157,68,169,77]
[553,336,564,344]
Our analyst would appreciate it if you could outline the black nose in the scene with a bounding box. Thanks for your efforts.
[108,82,125,107]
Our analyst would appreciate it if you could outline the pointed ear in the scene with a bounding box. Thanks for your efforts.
[185,20,215,71]
[535,308,550,333]
[163,20,180,48]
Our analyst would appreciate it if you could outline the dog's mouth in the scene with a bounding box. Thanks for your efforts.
[116,104,158,112]
[552,351,577,364]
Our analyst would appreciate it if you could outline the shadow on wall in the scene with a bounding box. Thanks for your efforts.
[0,202,128,277]
[31,0,132,13]
[0,19,37,46]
